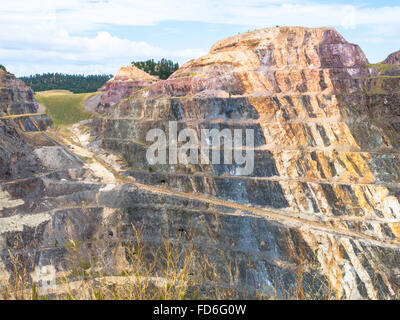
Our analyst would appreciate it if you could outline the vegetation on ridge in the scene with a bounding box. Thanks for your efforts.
[132,59,179,79]
[0,64,14,76]
[20,73,112,93]
[366,62,398,74]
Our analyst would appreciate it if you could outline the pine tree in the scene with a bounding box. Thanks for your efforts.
[132,59,179,79]
[19,73,113,93]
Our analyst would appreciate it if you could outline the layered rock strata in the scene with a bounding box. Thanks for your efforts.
[90,27,400,299]
[0,69,51,132]
[0,69,53,181]
[384,51,400,65]
[0,71,107,292]
[2,27,400,299]
[95,65,158,111]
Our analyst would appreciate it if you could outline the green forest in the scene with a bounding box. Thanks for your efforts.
[132,59,179,79]
[19,73,112,93]
[18,58,179,93]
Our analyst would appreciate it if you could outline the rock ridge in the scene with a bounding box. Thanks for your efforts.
[90,27,400,299]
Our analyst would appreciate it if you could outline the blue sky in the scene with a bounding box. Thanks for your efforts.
[0,0,399,77]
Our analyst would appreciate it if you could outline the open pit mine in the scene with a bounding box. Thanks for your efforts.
[1,27,400,299]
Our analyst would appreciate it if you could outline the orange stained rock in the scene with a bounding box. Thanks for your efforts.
[113,65,158,82]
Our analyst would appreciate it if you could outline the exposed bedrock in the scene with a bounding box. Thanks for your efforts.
[88,27,400,298]
[95,65,158,112]
[0,68,52,132]
[0,69,100,291]
[2,27,400,299]
[383,51,400,65]
[0,69,53,182]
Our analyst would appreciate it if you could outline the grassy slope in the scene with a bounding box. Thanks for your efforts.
[35,91,98,126]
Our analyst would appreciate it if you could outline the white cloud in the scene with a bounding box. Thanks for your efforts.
[0,24,205,76]
[3,0,393,29]
[340,5,357,29]
[0,29,163,75]
[1,1,400,75]
[2,1,400,31]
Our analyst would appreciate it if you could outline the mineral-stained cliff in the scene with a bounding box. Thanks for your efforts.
[91,65,158,112]
[2,27,400,299]
[384,51,400,65]
[90,27,400,299]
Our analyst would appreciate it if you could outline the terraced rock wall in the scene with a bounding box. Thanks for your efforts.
[91,27,400,299]
[2,27,400,299]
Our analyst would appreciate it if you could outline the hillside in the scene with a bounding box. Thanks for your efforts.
[35,91,97,126]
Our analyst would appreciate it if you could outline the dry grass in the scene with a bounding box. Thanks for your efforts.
[0,234,37,300]
[58,224,198,300]
[0,222,341,301]
[0,224,200,300]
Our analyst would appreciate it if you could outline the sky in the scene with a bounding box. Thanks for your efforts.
[0,0,399,77]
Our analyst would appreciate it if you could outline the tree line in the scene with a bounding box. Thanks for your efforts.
[17,58,180,93]
[132,59,179,79]
[19,73,113,93]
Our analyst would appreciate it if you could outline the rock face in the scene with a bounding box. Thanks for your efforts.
[0,69,52,181]
[2,27,400,300]
[383,51,400,65]
[0,69,38,116]
[96,65,158,110]
[0,69,51,131]
[134,27,369,99]
[0,71,104,291]
[91,27,400,299]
